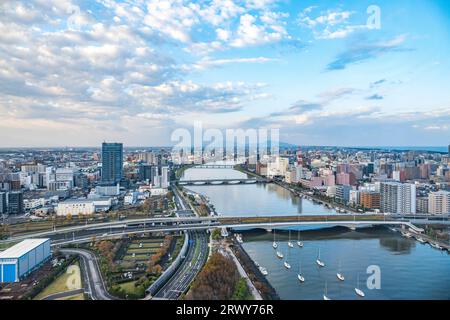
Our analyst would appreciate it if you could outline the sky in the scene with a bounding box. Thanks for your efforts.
[0,0,449,147]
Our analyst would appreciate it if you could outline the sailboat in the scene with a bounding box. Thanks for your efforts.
[336,260,345,281]
[316,248,325,267]
[297,230,304,248]
[416,237,426,244]
[276,250,284,259]
[284,247,291,269]
[272,230,278,249]
[323,281,331,300]
[288,230,294,248]
[297,261,305,283]
[354,274,365,298]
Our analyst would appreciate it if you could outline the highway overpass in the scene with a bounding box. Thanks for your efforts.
[0,214,427,245]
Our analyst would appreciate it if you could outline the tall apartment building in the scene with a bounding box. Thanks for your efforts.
[380,182,416,214]
[101,142,123,184]
[428,191,450,215]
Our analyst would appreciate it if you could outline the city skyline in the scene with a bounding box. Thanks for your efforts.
[0,0,449,147]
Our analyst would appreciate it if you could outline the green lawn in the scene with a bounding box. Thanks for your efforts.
[34,263,82,300]
[117,280,141,295]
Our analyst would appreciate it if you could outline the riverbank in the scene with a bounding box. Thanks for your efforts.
[229,236,279,300]
[236,165,359,214]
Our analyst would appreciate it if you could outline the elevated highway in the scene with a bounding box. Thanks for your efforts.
[0,214,427,245]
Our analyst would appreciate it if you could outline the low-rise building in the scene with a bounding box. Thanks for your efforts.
[56,199,95,216]
[0,238,51,283]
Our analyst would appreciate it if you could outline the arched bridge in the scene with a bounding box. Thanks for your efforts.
[176,178,266,185]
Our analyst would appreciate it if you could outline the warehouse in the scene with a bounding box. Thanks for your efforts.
[0,238,51,283]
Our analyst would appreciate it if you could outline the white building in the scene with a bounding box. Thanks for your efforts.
[326,185,337,198]
[161,166,169,188]
[124,192,138,205]
[380,182,416,214]
[57,200,95,216]
[267,156,289,178]
[428,191,450,215]
[349,190,360,206]
[95,184,120,196]
[24,198,45,210]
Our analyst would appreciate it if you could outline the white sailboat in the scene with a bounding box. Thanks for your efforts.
[259,266,268,276]
[430,242,442,250]
[354,274,365,298]
[297,261,305,283]
[272,229,278,249]
[316,248,325,267]
[323,281,331,300]
[416,237,426,244]
[288,230,294,248]
[297,230,304,247]
[336,260,345,281]
[284,247,291,269]
[276,250,284,259]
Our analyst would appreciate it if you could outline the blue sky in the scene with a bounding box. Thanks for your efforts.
[0,0,449,147]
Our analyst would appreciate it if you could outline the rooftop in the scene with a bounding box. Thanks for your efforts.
[0,238,50,259]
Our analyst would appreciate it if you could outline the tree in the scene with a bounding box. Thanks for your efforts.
[186,253,239,300]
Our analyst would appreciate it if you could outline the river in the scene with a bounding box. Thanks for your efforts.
[180,167,450,300]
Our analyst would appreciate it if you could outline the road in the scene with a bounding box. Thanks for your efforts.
[42,288,85,300]
[60,248,118,300]
[152,188,210,300]
[153,230,209,299]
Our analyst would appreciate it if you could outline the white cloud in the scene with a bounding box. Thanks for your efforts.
[298,7,368,40]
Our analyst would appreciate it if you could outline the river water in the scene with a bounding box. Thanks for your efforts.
[181,167,450,300]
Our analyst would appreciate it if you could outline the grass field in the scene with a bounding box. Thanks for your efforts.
[34,263,82,300]
[56,293,85,300]
[117,280,140,295]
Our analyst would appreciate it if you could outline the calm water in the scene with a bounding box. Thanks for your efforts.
[181,168,337,216]
[242,228,450,300]
[181,167,450,299]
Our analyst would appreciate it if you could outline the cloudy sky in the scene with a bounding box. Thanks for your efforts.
[1,0,449,147]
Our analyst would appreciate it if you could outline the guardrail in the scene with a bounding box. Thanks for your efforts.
[145,231,190,297]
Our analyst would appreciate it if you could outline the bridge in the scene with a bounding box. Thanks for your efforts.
[176,178,266,185]
[0,214,426,245]
[193,164,236,169]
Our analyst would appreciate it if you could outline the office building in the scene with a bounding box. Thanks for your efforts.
[138,164,153,182]
[0,192,7,214]
[101,142,123,184]
[8,191,24,214]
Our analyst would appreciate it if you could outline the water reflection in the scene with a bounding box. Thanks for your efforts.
[181,168,336,216]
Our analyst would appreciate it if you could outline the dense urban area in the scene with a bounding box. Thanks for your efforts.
[0,143,449,300]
